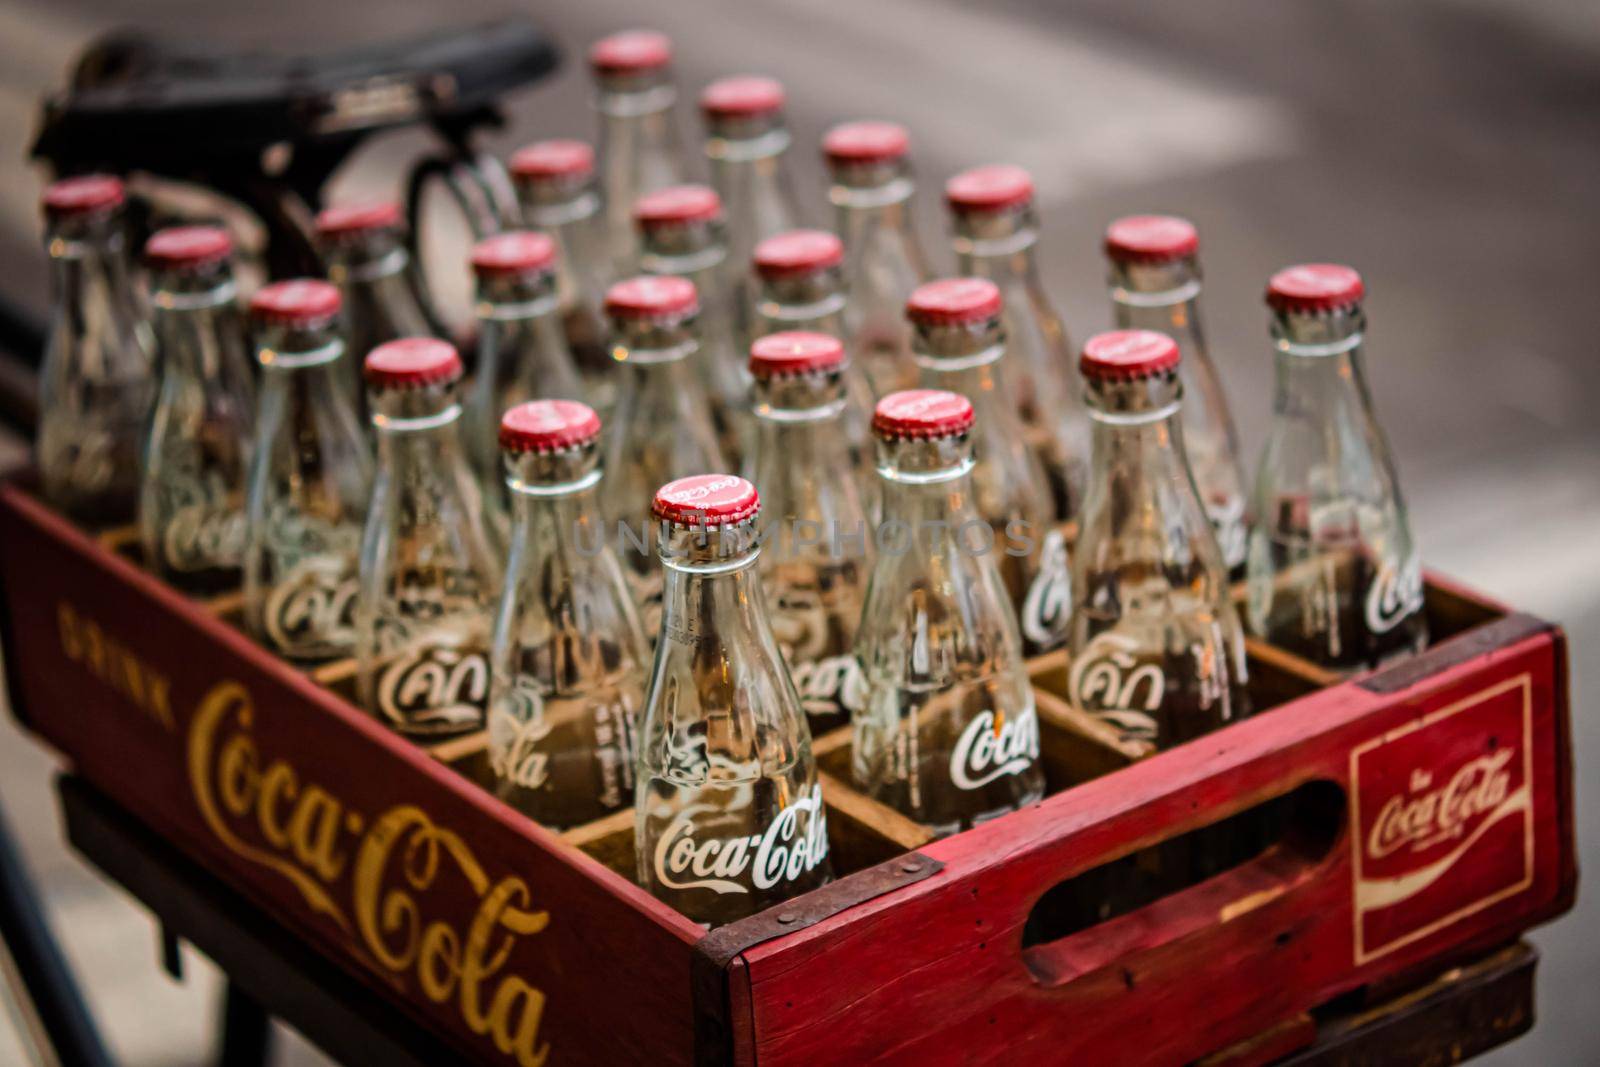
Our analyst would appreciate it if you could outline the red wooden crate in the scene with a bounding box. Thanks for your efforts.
[0,478,1576,1066]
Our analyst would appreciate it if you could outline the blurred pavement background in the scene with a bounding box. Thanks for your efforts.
[0,0,1596,1063]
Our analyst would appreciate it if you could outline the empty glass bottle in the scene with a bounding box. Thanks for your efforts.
[745,332,872,735]
[853,389,1045,837]
[36,174,155,525]
[1247,264,1426,674]
[598,276,727,624]
[908,278,1067,654]
[750,230,875,482]
[243,280,371,664]
[316,201,437,412]
[823,121,932,395]
[699,75,804,338]
[462,231,585,496]
[139,226,255,594]
[589,30,690,276]
[634,185,747,452]
[1106,215,1248,574]
[1068,330,1249,748]
[946,164,1085,520]
[509,139,612,379]
[635,474,832,926]
[356,338,499,738]
[488,400,650,828]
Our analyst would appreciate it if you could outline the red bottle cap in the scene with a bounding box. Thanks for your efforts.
[144,226,233,271]
[471,231,558,278]
[906,278,1002,326]
[1079,329,1181,380]
[700,75,785,118]
[822,121,910,166]
[499,399,602,453]
[749,331,846,378]
[604,275,699,320]
[314,202,402,238]
[43,174,124,217]
[945,164,1034,213]
[249,279,341,326]
[1103,215,1200,264]
[590,30,672,75]
[509,140,595,181]
[872,389,975,440]
[1266,264,1365,314]
[364,337,463,388]
[633,184,722,228]
[753,230,844,279]
[652,474,760,526]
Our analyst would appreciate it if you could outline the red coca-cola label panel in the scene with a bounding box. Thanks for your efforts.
[1349,674,1535,963]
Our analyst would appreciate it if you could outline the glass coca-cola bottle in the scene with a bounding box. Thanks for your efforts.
[823,121,932,396]
[745,332,872,734]
[488,400,650,828]
[946,164,1084,519]
[356,338,499,738]
[852,389,1045,837]
[1106,215,1248,574]
[907,278,1067,654]
[634,185,746,451]
[509,139,612,379]
[598,276,727,622]
[315,201,437,413]
[635,474,832,926]
[461,231,585,495]
[750,230,876,482]
[1068,330,1249,748]
[589,30,689,276]
[699,75,804,337]
[36,174,155,525]
[139,225,255,594]
[1247,264,1426,673]
[243,280,371,664]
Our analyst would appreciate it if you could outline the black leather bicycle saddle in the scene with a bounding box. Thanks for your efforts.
[32,18,560,173]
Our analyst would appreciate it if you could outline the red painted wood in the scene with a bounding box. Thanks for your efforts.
[0,483,703,1067]
[736,630,1572,1066]
[0,478,1575,1067]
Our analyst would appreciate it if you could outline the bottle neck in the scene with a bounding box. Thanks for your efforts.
[752,377,854,488]
[151,268,240,378]
[48,217,130,315]
[1109,258,1203,341]
[372,384,466,470]
[876,437,980,530]
[507,449,605,552]
[756,271,846,330]
[1270,314,1372,420]
[832,178,917,240]
[518,181,602,229]
[611,318,699,370]
[476,272,561,323]
[1082,374,1199,519]
[639,230,728,281]
[951,210,1041,284]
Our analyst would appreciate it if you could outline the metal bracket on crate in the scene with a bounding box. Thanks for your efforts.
[691,851,945,1066]
[1357,613,1551,694]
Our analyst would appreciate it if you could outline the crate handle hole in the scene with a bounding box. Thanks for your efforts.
[1020,779,1346,987]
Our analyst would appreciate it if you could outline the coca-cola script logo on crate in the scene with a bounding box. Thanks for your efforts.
[1349,674,1535,964]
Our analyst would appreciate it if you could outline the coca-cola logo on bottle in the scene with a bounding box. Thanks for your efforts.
[1206,495,1248,572]
[263,558,359,655]
[377,645,489,733]
[163,503,246,573]
[1021,529,1071,650]
[1350,674,1535,963]
[1365,552,1424,635]
[1068,631,1166,743]
[949,703,1040,791]
[487,677,552,790]
[652,784,829,896]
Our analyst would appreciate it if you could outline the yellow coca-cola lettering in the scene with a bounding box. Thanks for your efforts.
[353,808,551,1067]
[184,675,555,1064]
[56,600,175,730]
